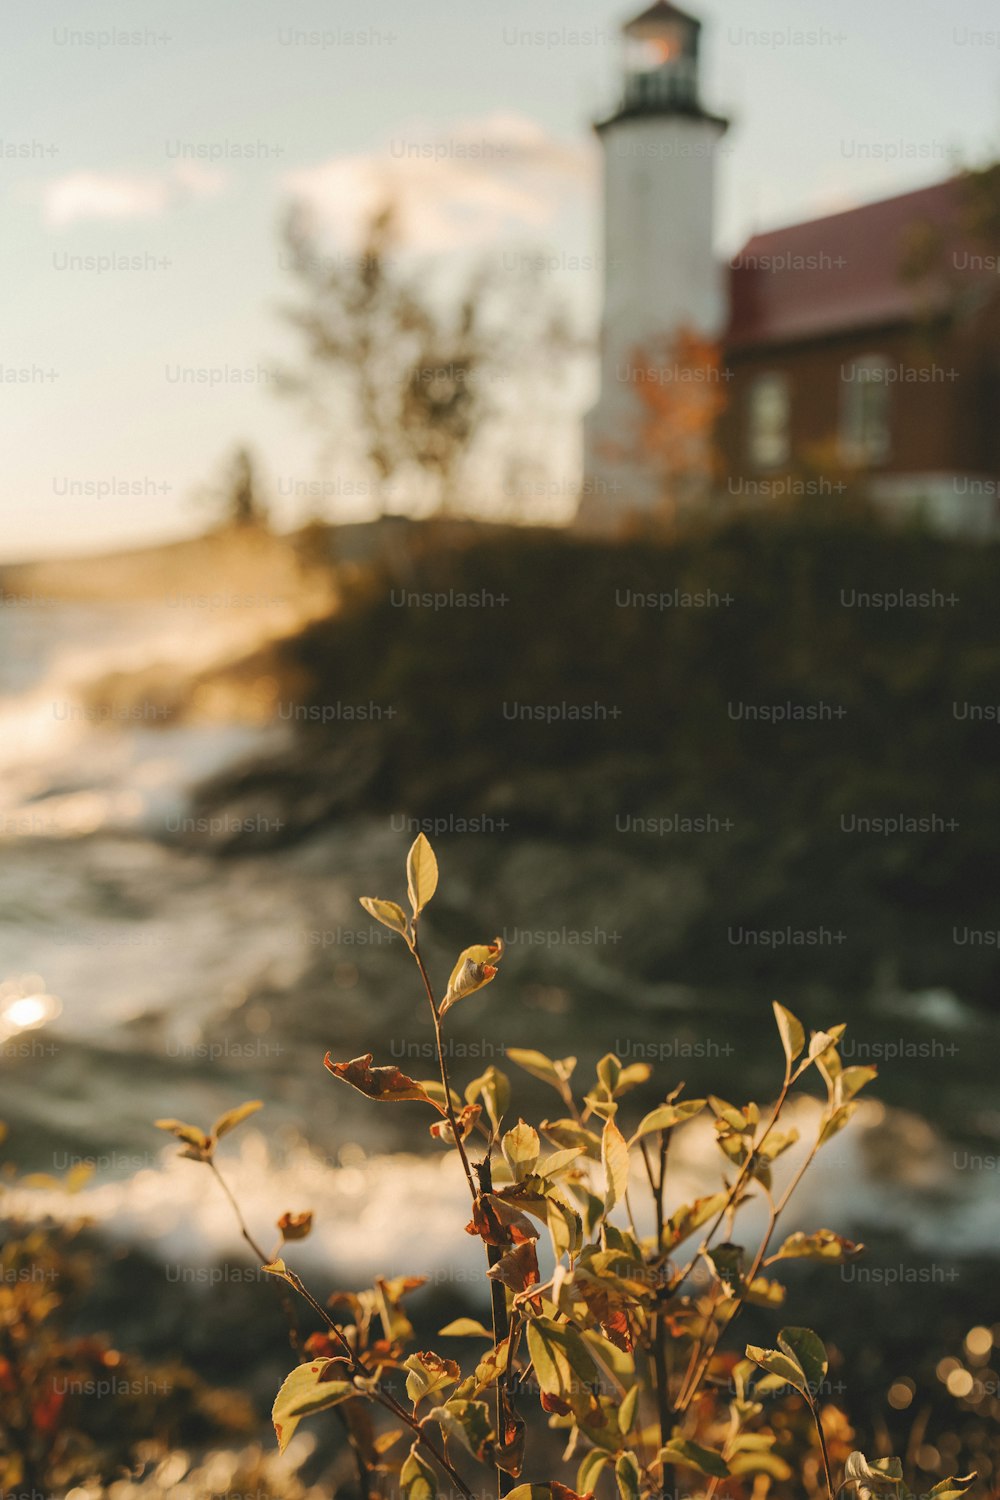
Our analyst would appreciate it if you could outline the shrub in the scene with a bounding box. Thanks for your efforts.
[157,835,976,1500]
[0,1132,255,1494]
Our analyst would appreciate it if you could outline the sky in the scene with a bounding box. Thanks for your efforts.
[2,0,998,560]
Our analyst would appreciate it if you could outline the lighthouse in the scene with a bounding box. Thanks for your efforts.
[580,1,729,529]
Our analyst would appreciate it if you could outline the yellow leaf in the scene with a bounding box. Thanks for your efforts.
[406,833,438,916]
[440,940,503,1017]
[272,1361,355,1452]
[154,1118,210,1150]
[602,1117,630,1214]
[213,1100,263,1139]
[359,897,410,938]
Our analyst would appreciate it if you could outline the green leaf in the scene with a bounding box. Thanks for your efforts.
[602,1117,630,1214]
[596,1053,622,1095]
[629,1099,706,1144]
[525,1319,562,1398]
[538,1147,584,1178]
[757,1127,800,1161]
[465,1065,510,1132]
[502,1120,541,1181]
[541,1118,602,1160]
[615,1062,652,1094]
[773,1002,805,1069]
[615,1451,642,1500]
[744,1276,786,1307]
[440,941,503,1017]
[839,1065,878,1101]
[745,1345,809,1392]
[438,1318,493,1338]
[774,1229,864,1263]
[428,1398,493,1461]
[807,1025,846,1064]
[709,1242,745,1295]
[928,1476,977,1500]
[154,1118,210,1151]
[548,1196,584,1260]
[506,1047,576,1092]
[525,1316,600,1416]
[618,1383,639,1437]
[470,1337,511,1396]
[709,1095,750,1132]
[578,1449,613,1495]
[212,1099,263,1139]
[507,1489,593,1500]
[404,1351,460,1408]
[400,1445,437,1500]
[359,897,410,938]
[819,1101,859,1145]
[663,1191,729,1250]
[729,1451,793,1480]
[659,1434,730,1479]
[777,1327,828,1394]
[406,832,438,915]
[271,1361,355,1452]
[843,1452,906,1499]
[581,1328,636,1385]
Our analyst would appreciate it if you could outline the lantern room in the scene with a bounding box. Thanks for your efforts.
[621,1,703,112]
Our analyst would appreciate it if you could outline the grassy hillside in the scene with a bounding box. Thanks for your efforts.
[196,508,1000,1005]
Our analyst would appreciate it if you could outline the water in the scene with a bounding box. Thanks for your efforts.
[1,592,998,1296]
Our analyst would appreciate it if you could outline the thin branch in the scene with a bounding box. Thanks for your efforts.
[674,1118,826,1416]
[811,1398,836,1500]
[410,931,478,1201]
[411,928,506,1497]
[208,1157,475,1500]
[673,1077,791,1289]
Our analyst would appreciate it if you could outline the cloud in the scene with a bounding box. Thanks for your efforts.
[41,163,227,227]
[169,161,228,199]
[283,111,595,252]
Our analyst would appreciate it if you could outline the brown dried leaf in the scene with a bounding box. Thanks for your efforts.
[486,1240,540,1300]
[277,1211,314,1242]
[324,1053,436,1105]
[429,1103,482,1144]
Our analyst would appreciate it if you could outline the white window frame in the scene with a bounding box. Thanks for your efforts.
[840,354,892,466]
[747,371,791,469]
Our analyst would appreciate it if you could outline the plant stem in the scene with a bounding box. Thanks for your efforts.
[652,1311,670,1445]
[655,1131,668,1237]
[641,1127,672,1448]
[675,1124,825,1415]
[476,1155,513,1498]
[209,1157,270,1263]
[675,1077,791,1289]
[208,1158,302,1356]
[811,1397,835,1500]
[410,929,503,1497]
[665,1076,796,1427]
[209,1158,473,1500]
[410,932,478,1201]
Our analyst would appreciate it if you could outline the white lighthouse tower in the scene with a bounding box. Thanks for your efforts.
[580,1,729,529]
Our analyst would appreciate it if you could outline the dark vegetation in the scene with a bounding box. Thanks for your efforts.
[198,505,1000,1006]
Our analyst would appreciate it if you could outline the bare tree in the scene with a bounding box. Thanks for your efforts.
[197,445,270,531]
[277,201,580,517]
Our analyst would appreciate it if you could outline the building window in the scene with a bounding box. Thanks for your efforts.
[841,355,892,465]
[747,373,790,468]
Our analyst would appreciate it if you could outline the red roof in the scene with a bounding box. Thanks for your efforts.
[726,178,984,351]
